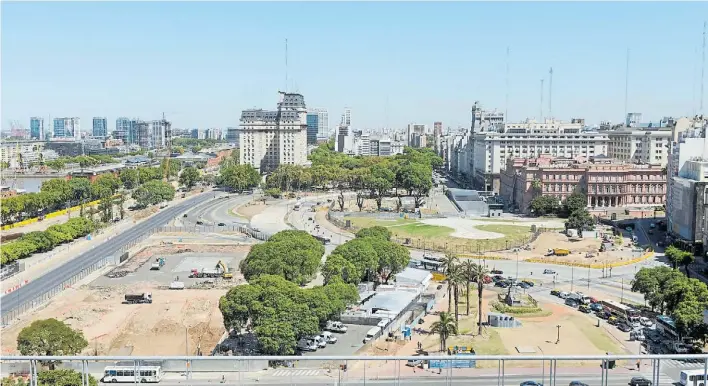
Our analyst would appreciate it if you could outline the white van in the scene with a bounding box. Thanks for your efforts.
[293,204,301,211]
[363,326,382,343]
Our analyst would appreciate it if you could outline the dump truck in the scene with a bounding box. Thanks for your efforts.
[190,260,232,279]
[547,248,570,256]
[124,293,152,304]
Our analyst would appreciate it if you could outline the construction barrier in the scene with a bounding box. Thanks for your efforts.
[457,254,509,261]
[3,279,29,295]
[432,272,447,281]
[525,251,655,269]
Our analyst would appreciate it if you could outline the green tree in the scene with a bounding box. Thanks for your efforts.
[328,238,378,283]
[430,312,457,353]
[179,166,201,189]
[264,188,282,198]
[563,192,587,217]
[119,168,140,189]
[160,158,181,180]
[396,162,432,208]
[460,260,476,316]
[239,230,324,286]
[529,195,559,216]
[322,254,359,284]
[566,209,594,234]
[115,193,126,220]
[355,226,392,241]
[132,180,175,208]
[439,253,459,313]
[366,237,410,284]
[36,369,98,386]
[469,263,490,335]
[665,245,683,269]
[17,319,88,369]
[218,164,261,192]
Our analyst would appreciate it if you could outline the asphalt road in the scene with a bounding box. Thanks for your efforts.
[179,193,253,228]
[0,192,216,320]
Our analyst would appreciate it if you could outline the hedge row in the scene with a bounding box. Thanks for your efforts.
[0,217,96,265]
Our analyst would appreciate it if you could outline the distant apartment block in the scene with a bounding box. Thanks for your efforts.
[340,108,351,127]
[226,127,239,147]
[607,128,671,166]
[92,117,108,137]
[52,117,80,139]
[29,117,44,140]
[406,124,426,147]
[114,117,133,144]
[238,92,309,173]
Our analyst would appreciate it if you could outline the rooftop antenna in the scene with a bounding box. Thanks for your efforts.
[548,67,553,119]
[538,79,543,123]
[285,38,288,93]
[624,48,630,120]
[694,46,698,117]
[701,21,706,116]
[505,47,510,121]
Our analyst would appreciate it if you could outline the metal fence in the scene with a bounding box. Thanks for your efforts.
[0,354,704,386]
[155,225,271,241]
[1,255,116,326]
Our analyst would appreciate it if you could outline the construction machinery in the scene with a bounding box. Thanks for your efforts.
[189,260,232,279]
[124,293,152,304]
[169,280,185,290]
[150,257,166,270]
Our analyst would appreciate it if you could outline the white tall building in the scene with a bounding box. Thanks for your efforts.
[341,108,351,127]
[336,125,355,154]
[308,108,329,141]
[472,119,608,192]
[238,92,309,173]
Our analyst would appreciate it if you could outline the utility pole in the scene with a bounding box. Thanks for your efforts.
[548,67,553,118]
[540,79,544,122]
[285,38,289,93]
[624,48,630,120]
[505,47,510,121]
[701,21,706,115]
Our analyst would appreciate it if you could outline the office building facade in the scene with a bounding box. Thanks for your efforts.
[606,128,671,166]
[238,92,309,173]
[115,117,133,144]
[30,117,44,140]
[52,117,80,139]
[306,112,319,145]
[92,117,108,137]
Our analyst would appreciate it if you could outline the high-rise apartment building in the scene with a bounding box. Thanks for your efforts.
[307,108,329,142]
[92,117,108,137]
[407,124,427,147]
[336,125,354,154]
[607,128,671,166]
[238,92,309,173]
[30,117,44,140]
[226,127,239,147]
[52,117,80,139]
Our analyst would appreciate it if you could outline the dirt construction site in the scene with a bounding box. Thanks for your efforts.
[0,233,255,357]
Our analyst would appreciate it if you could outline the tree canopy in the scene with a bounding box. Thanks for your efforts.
[239,230,324,286]
[17,319,88,369]
[218,275,358,355]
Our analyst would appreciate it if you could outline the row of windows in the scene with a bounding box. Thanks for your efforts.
[104,370,157,377]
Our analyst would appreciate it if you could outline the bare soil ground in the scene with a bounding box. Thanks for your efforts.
[0,285,227,356]
[235,201,268,219]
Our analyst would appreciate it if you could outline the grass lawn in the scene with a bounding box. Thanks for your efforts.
[574,317,623,354]
[346,217,534,254]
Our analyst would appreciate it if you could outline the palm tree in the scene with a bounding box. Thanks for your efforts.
[460,260,476,316]
[470,263,490,336]
[440,253,459,313]
[430,312,458,353]
[447,265,466,324]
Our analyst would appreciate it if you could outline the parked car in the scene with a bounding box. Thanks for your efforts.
[521,280,535,287]
[608,316,619,325]
[597,311,611,320]
[491,269,503,274]
[321,331,338,344]
[578,305,591,313]
[640,317,653,327]
[495,281,510,288]
[628,376,652,386]
[520,381,543,386]
[559,291,570,299]
[589,303,604,312]
[618,323,632,332]
[543,269,556,274]
[518,282,530,289]
[565,298,580,308]
[550,289,561,296]
[569,382,589,386]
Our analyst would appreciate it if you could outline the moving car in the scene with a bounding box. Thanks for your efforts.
[618,323,632,332]
[543,269,556,274]
[628,376,652,386]
[520,381,543,386]
[521,280,535,287]
[550,289,561,296]
[491,269,503,274]
[196,221,204,225]
[218,222,225,226]
[568,382,589,386]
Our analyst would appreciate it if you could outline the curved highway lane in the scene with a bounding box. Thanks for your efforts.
[0,192,217,321]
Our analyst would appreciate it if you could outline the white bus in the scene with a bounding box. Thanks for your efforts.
[680,369,707,386]
[102,365,162,383]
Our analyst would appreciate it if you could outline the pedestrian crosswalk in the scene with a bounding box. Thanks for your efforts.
[271,369,322,377]
[639,372,677,386]
[660,358,706,369]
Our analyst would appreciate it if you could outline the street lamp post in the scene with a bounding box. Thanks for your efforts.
[556,325,561,344]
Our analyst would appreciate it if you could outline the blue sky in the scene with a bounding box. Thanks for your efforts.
[2,2,707,132]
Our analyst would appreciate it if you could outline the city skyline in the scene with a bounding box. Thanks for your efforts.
[2,2,708,131]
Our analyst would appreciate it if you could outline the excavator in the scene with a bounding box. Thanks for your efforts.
[218,260,233,280]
